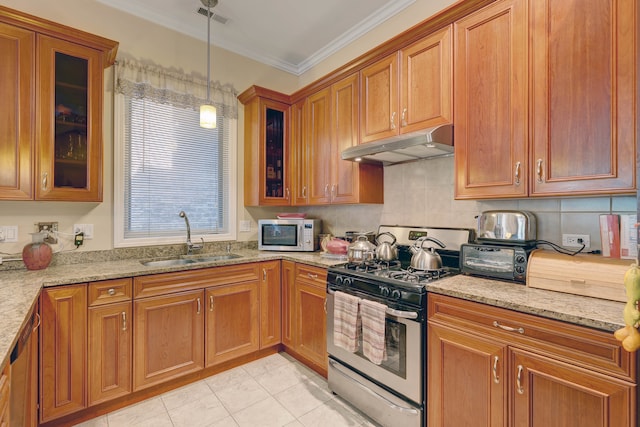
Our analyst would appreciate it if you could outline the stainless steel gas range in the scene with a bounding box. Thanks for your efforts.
[326,225,474,427]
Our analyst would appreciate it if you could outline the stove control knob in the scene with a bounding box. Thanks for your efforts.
[335,276,344,286]
[391,289,401,300]
[343,277,353,287]
[380,286,390,297]
[515,255,526,264]
[515,266,525,274]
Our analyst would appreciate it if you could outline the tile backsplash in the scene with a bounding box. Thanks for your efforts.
[299,156,637,251]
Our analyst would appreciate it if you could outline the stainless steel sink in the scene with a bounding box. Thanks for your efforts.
[141,253,242,267]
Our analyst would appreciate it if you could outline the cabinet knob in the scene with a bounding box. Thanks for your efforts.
[107,288,116,296]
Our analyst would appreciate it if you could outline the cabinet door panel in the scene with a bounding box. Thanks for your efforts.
[331,73,360,204]
[36,35,104,201]
[510,349,634,427]
[428,322,507,427]
[40,285,87,422]
[454,0,528,199]
[290,100,308,205]
[133,290,204,390]
[360,54,399,143]
[260,261,281,348]
[206,282,259,366]
[281,260,296,348]
[0,23,33,200]
[296,280,327,371]
[530,0,636,195]
[306,88,332,205]
[400,25,452,133]
[88,302,132,406]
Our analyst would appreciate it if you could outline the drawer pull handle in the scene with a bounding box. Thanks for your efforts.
[492,355,500,384]
[516,365,525,394]
[536,159,544,183]
[209,295,214,311]
[42,172,48,191]
[401,108,407,127]
[107,288,116,296]
[390,111,396,130]
[263,268,267,281]
[197,297,201,315]
[514,161,521,185]
[121,312,127,331]
[493,321,524,334]
[308,273,318,279]
[32,313,41,332]
[324,299,327,314]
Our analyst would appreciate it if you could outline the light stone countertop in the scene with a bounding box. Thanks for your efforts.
[0,250,627,370]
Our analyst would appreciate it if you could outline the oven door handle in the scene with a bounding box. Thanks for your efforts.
[328,359,420,416]
[327,289,418,319]
[385,307,418,320]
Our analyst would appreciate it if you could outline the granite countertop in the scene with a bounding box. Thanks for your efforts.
[0,250,627,370]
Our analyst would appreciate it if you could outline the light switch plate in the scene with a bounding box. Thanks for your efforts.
[239,220,251,232]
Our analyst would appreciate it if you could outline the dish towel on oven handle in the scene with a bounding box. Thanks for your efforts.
[333,291,361,352]
[360,299,387,365]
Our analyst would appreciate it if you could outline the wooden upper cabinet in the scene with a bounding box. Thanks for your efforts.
[0,22,33,200]
[400,25,452,133]
[239,87,292,206]
[306,87,333,204]
[360,26,453,144]
[454,0,529,199]
[290,100,308,205]
[455,0,637,199]
[530,0,636,196]
[0,5,118,202]
[360,53,399,143]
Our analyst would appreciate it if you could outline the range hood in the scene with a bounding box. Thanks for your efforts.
[341,123,453,165]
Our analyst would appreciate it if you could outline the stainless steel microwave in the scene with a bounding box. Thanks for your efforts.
[258,219,322,251]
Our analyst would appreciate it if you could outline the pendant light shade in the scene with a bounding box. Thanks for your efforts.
[200,104,217,128]
[200,0,218,129]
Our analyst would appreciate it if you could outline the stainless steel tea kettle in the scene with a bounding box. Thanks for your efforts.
[374,232,398,262]
[409,236,446,270]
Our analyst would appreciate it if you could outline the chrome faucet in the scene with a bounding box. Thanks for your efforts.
[178,211,203,254]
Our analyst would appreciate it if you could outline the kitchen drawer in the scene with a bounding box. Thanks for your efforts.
[295,264,327,288]
[88,278,132,306]
[134,263,261,299]
[428,294,636,382]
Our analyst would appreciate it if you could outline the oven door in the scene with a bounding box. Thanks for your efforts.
[326,290,423,404]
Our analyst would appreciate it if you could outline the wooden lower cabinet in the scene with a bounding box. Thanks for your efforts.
[259,260,282,348]
[0,362,9,426]
[88,301,132,405]
[427,294,637,427]
[294,264,327,372]
[40,284,87,423]
[133,290,204,391]
[281,260,296,348]
[205,281,259,367]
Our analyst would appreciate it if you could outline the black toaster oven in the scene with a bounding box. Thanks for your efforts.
[460,243,535,283]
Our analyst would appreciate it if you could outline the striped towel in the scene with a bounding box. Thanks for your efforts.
[333,291,361,352]
[360,299,387,365]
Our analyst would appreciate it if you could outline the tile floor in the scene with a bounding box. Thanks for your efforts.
[75,352,378,427]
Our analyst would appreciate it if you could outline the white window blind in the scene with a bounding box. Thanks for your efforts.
[113,58,237,247]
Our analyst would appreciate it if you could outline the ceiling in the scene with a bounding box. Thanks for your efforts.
[96,0,415,75]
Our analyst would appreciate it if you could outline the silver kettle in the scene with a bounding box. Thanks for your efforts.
[409,236,446,270]
[374,232,398,261]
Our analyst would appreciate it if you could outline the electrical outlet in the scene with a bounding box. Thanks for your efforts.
[37,222,58,244]
[239,220,251,232]
[0,226,18,243]
[562,233,591,249]
[73,224,94,239]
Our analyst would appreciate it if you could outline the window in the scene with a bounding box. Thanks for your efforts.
[113,59,238,247]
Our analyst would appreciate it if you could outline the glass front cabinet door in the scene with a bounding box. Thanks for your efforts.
[36,35,105,201]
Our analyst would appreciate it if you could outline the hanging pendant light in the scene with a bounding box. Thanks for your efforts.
[200,0,218,129]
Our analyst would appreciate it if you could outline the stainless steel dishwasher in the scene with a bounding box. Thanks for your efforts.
[10,304,39,427]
